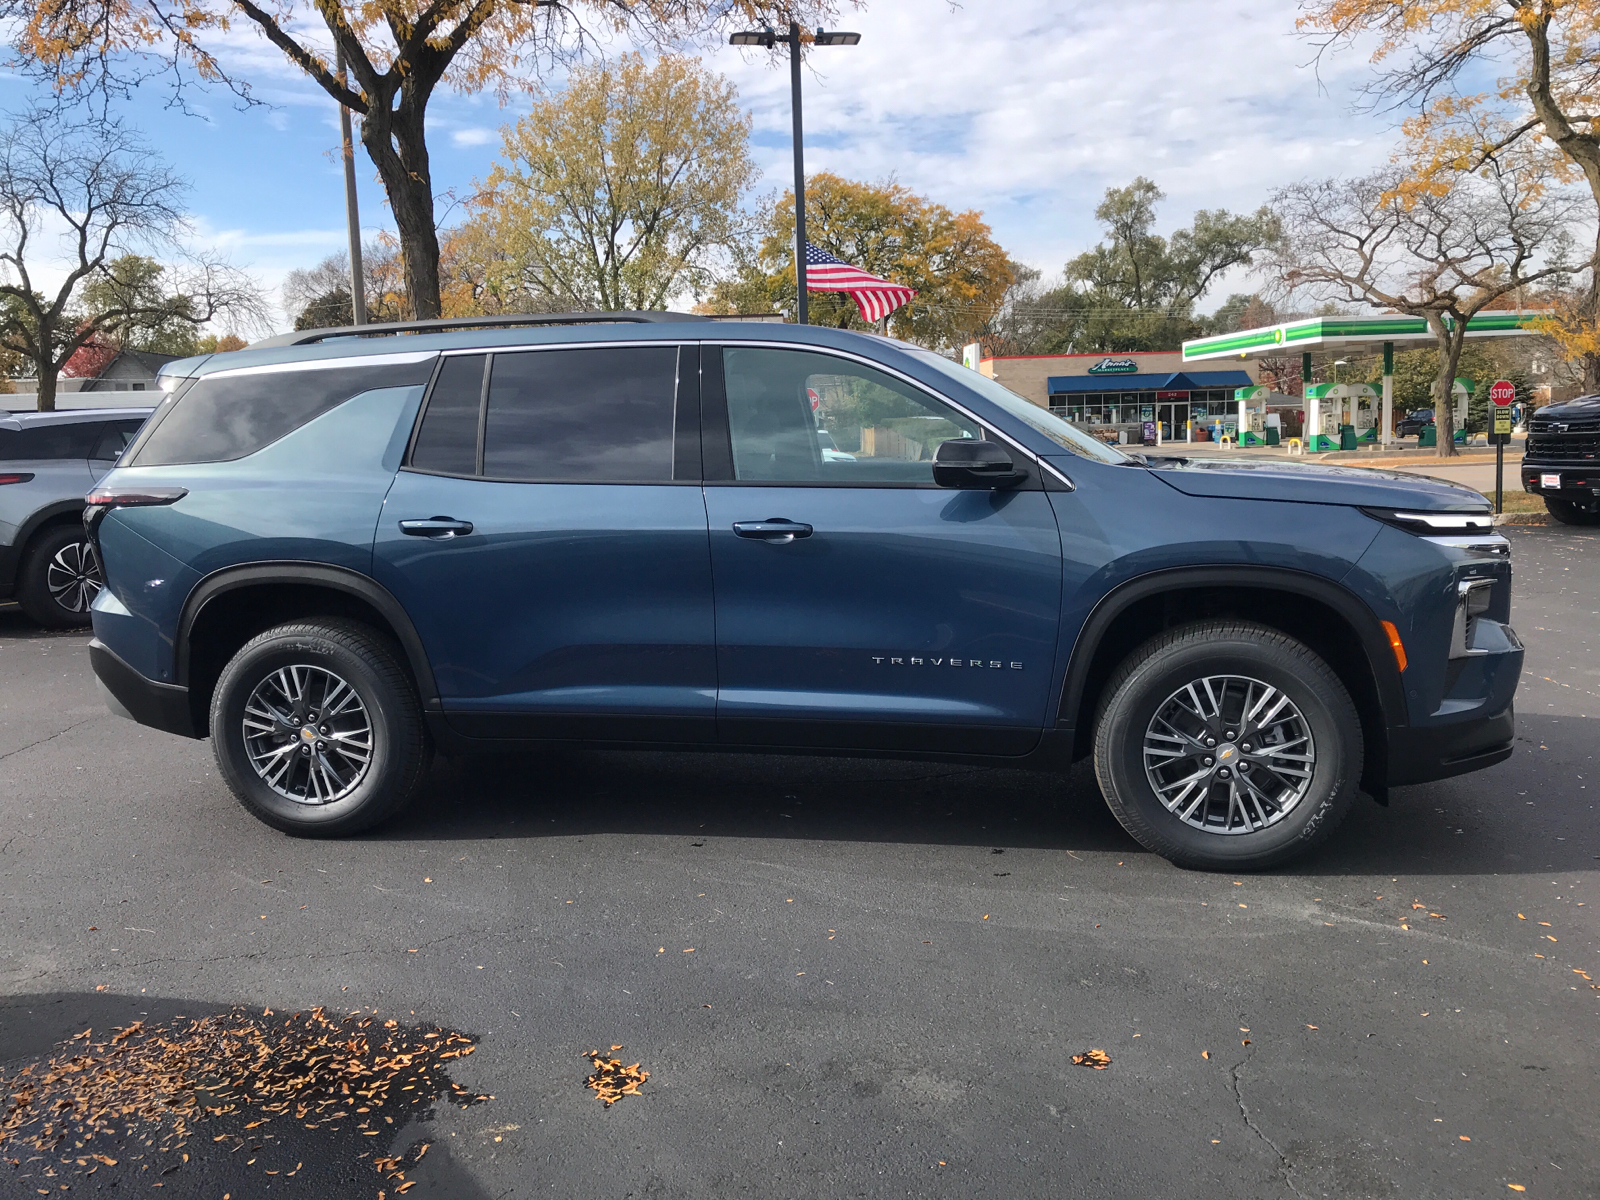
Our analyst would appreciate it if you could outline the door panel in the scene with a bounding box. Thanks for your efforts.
[371,343,715,743]
[702,345,1064,754]
[373,473,716,741]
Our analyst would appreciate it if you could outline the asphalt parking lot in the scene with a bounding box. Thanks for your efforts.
[2,525,1597,1200]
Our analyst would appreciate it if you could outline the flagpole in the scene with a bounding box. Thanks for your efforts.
[788,20,809,326]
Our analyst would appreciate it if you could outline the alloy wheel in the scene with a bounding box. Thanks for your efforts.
[1141,674,1316,834]
[46,540,102,614]
[242,665,374,804]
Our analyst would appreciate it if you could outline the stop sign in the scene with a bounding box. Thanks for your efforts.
[1490,379,1516,406]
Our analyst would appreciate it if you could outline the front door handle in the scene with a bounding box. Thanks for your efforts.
[732,518,813,544]
[399,516,474,539]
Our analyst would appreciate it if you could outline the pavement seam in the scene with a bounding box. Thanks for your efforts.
[0,716,100,765]
[1229,1056,1306,1199]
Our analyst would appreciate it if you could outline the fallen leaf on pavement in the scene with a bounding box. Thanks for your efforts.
[583,1049,649,1106]
[1071,1049,1111,1070]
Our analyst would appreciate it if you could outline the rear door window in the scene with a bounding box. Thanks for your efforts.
[131,355,436,466]
[0,421,103,462]
[91,418,148,463]
[407,346,683,483]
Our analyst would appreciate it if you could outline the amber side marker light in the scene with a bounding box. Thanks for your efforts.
[1380,620,1408,672]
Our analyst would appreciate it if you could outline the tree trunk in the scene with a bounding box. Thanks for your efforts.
[34,366,56,413]
[1430,319,1466,459]
[359,93,442,320]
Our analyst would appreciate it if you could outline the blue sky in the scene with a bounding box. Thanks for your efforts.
[2,0,1423,330]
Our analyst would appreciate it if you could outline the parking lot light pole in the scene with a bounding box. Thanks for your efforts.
[730,24,860,325]
[336,45,367,326]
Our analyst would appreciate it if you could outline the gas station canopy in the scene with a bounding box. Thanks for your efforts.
[1179,312,1541,449]
[1181,311,1541,364]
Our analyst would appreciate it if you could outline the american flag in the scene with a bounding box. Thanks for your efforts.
[803,242,917,323]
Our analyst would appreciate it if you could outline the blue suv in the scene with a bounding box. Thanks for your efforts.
[84,314,1521,870]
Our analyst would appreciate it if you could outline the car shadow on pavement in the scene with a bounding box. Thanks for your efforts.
[373,711,1597,877]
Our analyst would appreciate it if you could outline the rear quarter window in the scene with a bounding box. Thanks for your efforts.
[0,421,103,462]
[131,355,436,467]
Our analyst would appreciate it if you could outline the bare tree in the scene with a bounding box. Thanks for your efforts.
[0,108,263,411]
[1270,161,1575,457]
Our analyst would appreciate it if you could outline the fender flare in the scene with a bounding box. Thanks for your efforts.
[1,500,92,593]
[176,561,440,706]
[1056,564,1408,732]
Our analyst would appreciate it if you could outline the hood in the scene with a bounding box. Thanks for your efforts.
[1147,456,1489,512]
[1530,395,1600,428]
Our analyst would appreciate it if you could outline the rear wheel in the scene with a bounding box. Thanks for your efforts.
[16,525,101,628]
[1093,621,1361,871]
[210,619,430,836]
[1544,495,1600,525]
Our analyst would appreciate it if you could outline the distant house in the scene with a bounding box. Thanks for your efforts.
[63,347,182,393]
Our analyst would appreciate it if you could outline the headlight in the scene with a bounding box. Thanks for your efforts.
[1362,508,1509,557]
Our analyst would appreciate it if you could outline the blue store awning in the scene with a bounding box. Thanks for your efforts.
[1046,370,1253,394]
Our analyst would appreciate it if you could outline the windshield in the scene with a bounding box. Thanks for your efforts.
[907,350,1131,464]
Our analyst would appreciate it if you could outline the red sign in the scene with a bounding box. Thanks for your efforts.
[1490,379,1516,406]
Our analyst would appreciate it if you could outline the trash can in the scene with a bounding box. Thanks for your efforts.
[1419,423,1437,448]
[1339,423,1357,451]
[1265,426,1280,446]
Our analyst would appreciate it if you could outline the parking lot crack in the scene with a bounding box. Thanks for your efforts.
[1229,1058,1305,1199]
[0,716,98,764]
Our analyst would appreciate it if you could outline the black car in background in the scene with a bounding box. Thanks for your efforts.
[1395,409,1435,439]
[1522,396,1600,524]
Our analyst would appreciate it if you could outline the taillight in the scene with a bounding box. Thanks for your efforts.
[83,486,187,536]
[0,472,35,485]
[84,485,188,508]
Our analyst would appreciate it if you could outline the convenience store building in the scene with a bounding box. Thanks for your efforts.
[977,350,1259,441]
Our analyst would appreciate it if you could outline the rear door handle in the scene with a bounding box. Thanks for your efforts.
[732,518,813,544]
[399,516,474,539]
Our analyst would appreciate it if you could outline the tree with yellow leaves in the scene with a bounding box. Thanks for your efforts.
[450,54,756,314]
[1300,0,1600,386]
[2,0,857,320]
[700,173,1014,346]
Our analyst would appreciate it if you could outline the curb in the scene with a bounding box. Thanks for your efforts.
[1493,512,1551,526]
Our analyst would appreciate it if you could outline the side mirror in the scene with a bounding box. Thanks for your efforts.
[933,439,1025,489]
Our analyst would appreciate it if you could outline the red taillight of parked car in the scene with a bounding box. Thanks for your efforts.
[0,472,34,485]
[84,486,188,508]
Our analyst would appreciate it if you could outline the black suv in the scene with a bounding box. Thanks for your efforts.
[1521,397,1600,524]
[1395,409,1435,439]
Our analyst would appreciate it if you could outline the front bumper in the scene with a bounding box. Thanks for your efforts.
[1520,463,1599,496]
[1387,703,1514,787]
[89,638,200,739]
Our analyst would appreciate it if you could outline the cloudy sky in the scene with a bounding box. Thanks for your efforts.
[1,0,1417,330]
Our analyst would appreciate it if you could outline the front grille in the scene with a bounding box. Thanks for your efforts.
[1526,433,1600,459]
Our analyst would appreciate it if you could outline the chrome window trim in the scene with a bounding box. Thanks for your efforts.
[202,350,437,380]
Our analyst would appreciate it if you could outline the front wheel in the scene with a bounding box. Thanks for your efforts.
[1545,495,1600,525]
[1093,621,1362,871]
[210,619,431,836]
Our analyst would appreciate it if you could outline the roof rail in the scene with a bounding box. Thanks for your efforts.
[248,311,711,350]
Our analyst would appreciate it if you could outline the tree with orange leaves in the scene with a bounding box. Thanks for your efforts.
[2,1,858,320]
[1300,0,1600,386]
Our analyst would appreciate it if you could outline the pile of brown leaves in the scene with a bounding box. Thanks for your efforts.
[0,1007,486,1161]
[1071,1049,1112,1070]
[583,1047,649,1106]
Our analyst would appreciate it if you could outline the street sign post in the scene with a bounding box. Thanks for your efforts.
[1489,379,1515,513]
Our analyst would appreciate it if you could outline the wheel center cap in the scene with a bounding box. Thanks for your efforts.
[300,726,318,744]
[1216,743,1239,764]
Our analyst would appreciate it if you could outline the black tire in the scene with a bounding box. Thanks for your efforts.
[16,525,101,628]
[210,619,430,836]
[1092,620,1361,871]
[1544,496,1600,525]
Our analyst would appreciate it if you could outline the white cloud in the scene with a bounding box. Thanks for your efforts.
[450,127,498,148]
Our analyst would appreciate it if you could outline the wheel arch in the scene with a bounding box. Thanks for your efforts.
[177,563,439,734]
[1059,566,1406,796]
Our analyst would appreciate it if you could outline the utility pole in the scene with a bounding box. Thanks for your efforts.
[337,45,367,326]
[787,22,809,326]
